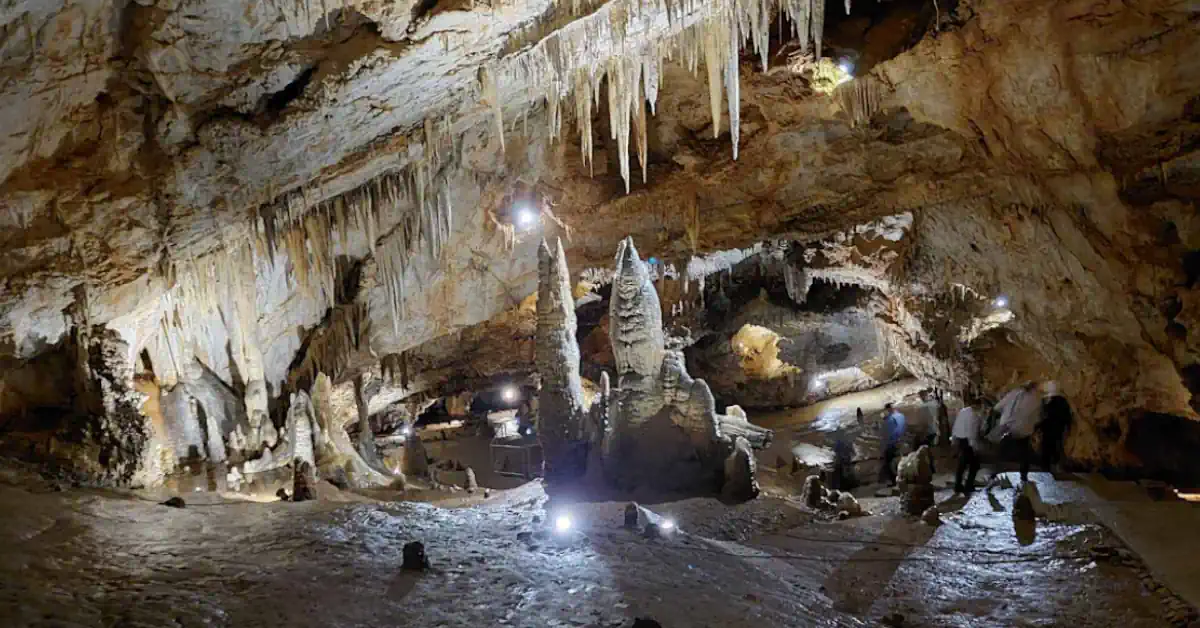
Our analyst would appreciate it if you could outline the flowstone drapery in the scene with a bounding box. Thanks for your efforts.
[534,236,771,498]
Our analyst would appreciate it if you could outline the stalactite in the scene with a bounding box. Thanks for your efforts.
[634,73,649,184]
[702,20,725,140]
[811,0,825,59]
[490,0,828,185]
[724,13,740,160]
[143,0,846,390]
[574,70,594,174]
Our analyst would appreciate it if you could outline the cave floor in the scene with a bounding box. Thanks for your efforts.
[0,470,1192,628]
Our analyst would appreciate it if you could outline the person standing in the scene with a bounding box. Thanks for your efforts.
[878,403,906,486]
[991,381,1042,483]
[952,395,984,494]
[1040,381,1072,474]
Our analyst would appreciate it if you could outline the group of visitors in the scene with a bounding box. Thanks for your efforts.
[874,380,1074,494]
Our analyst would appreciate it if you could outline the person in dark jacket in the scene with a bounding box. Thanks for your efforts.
[878,403,906,486]
[1040,381,1072,474]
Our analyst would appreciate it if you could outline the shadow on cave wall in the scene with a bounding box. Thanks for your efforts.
[1124,411,1200,489]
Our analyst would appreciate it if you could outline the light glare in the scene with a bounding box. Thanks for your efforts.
[661,519,676,531]
[554,514,573,533]
[515,207,536,228]
[993,296,1009,309]
[502,386,518,402]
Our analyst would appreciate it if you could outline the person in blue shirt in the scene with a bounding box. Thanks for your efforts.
[878,403,906,486]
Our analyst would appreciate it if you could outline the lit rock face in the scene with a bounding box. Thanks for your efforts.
[682,244,905,410]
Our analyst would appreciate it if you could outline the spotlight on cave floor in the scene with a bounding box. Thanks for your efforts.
[993,295,1009,309]
[502,386,519,403]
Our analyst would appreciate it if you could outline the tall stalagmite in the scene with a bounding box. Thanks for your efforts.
[610,237,665,382]
[535,238,590,486]
[604,237,771,496]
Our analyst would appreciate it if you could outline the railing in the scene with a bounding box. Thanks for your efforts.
[490,438,543,479]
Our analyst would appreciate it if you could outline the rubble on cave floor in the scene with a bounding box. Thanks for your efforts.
[0,465,1192,628]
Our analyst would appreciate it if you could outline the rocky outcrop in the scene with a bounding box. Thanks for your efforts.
[683,247,907,409]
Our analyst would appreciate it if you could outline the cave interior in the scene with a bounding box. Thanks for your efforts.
[2,0,1200,625]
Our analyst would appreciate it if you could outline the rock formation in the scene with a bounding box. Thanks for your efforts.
[292,459,315,502]
[535,238,590,486]
[533,236,772,497]
[310,373,393,488]
[601,238,772,494]
[898,446,935,516]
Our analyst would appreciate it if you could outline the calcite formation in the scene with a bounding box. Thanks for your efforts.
[535,238,590,485]
[536,236,771,496]
[602,238,772,494]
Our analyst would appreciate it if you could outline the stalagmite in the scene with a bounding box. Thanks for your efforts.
[603,237,772,496]
[535,238,590,487]
[311,373,392,488]
[610,237,665,380]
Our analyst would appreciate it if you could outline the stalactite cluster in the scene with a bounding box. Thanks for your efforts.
[490,0,830,191]
[259,118,454,337]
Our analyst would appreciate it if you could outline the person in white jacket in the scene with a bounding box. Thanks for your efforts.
[990,381,1042,482]
[952,395,985,494]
